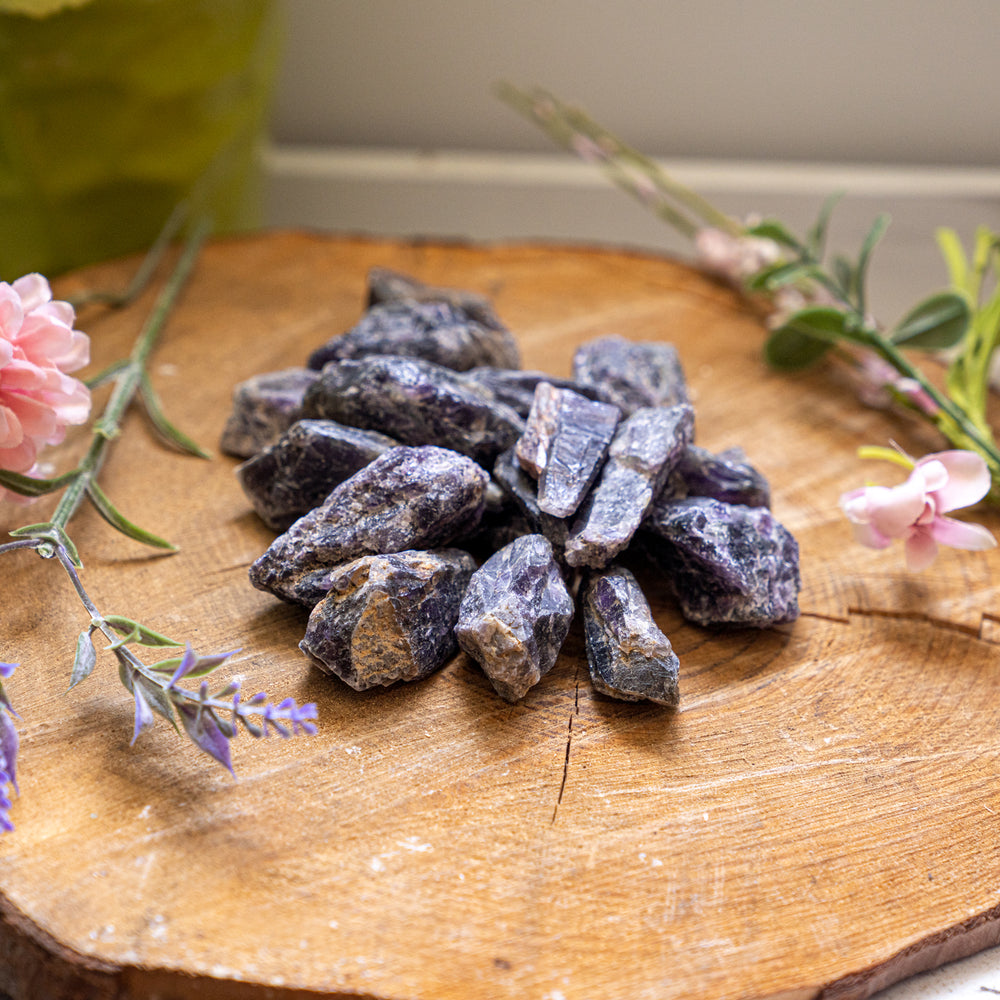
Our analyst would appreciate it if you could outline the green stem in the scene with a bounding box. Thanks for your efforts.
[49,219,210,533]
[496,82,717,240]
[868,333,1000,481]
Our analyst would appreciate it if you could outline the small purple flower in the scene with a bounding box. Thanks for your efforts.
[131,683,155,746]
[177,701,234,776]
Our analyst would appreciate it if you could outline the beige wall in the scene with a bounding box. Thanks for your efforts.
[272,0,999,168]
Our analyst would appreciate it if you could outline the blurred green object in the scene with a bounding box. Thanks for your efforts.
[0,0,282,279]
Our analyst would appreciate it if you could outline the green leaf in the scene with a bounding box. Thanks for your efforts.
[140,373,211,459]
[890,291,970,350]
[775,306,855,342]
[833,255,856,299]
[935,227,969,292]
[0,469,77,498]
[134,675,177,727]
[103,615,182,648]
[85,481,177,551]
[807,190,845,258]
[148,654,229,681]
[8,522,81,565]
[764,327,832,371]
[854,213,891,312]
[744,219,801,249]
[69,629,97,690]
[84,359,129,391]
[746,260,821,293]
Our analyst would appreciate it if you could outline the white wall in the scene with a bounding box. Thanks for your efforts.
[271,0,1000,167]
[264,1,1000,321]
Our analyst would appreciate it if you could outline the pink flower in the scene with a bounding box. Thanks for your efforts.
[695,227,782,283]
[840,450,997,570]
[0,274,90,498]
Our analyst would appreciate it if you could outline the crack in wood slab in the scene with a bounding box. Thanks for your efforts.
[845,604,997,642]
[551,671,580,824]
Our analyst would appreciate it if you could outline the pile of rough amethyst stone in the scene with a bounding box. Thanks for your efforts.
[222,268,800,707]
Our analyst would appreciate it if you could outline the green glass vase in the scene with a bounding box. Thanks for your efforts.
[0,0,282,280]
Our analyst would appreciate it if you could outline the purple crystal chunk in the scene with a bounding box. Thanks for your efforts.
[219,368,320,458]
[515,384,620,518]
[582,566,680,706]
[641,497,800,627]
[455,534,574,702]
[572,336,688,415]
[492,447,569,551]
[565,405,694,569]
[302,355,525,466]
[660,445,771,508]
[307,298,520,372]
[366,267,509,334]
[464,367,612,418]
[236,419,398,531]
[249,446,488,606]
[300,548,477,690]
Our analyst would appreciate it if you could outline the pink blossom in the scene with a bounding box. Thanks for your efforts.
[840,450,996,570]
[0,274,90,498]
[854,354,939,416]
[694,227,782,283]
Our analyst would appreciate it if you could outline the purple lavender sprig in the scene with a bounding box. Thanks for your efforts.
[56,544,317,778]
[0,663,18,834]
[0,219,318,834]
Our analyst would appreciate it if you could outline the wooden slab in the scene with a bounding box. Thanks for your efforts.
[2,232,1000,1000]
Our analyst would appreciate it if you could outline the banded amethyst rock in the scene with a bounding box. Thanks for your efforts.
[464,367,612,418]
[366,267,509,334]
[455,534,574,702]
[236,419,398,532]
[300,548,477,691]
[220,368,320,458]
[302,355,525,466]
[661,445,771,508]
[582,566,680,706]
[515,383,620,518]
[249,446,488,607]
[565,404,695,569]
[572,336,688,415]
[307,299,520,372]
[641,497,800,627]
[492,447,569,551]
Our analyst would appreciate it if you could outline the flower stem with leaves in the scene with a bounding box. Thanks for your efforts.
[0,220,317,831]
[499,83,1000,499]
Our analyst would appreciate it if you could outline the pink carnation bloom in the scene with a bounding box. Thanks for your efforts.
[0,274,90,498]
[840,450,997,571]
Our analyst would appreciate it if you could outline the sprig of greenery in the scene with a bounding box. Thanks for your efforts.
[0,219,317,830]
[499,82,1000,498]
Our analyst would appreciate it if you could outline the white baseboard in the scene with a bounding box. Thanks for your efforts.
[263,145,1000,322]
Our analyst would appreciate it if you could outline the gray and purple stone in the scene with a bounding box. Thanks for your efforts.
[235,419,398,531]
[454,534,574,702]
[641,496,800,627]
[565,404,695,569]
[366,267,509,334]
[300,548,478,691]
[582,566,680,706]
[659,445,771,508]
[302,355,525,466]
[306,299,520,373]
[515,384,620,518]
[219,367,320,459]
[249,445,488,607]
[491,447,569,551]
[571,336,689,415]
[464,367,612,418]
